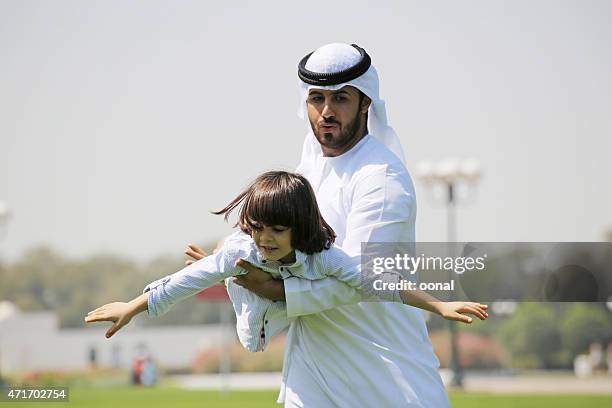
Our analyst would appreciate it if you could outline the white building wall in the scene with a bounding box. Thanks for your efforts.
[0,312,233,372]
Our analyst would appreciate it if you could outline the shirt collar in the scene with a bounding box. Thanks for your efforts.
[254,248,308,267]
[291,250,308,266]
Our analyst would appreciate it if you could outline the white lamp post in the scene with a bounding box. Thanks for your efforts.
[415,159,482,388]
[0,200,9,385]
[0,201,9,238]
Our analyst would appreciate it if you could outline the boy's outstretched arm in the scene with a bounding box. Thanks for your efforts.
[84,292,150,338]
[399,289,488,324]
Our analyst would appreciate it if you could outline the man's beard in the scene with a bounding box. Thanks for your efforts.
[312,111,362,151]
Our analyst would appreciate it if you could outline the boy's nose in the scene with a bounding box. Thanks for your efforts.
[259,231,273,242]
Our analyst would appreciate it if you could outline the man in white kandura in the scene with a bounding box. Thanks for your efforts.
[219,43,451,407]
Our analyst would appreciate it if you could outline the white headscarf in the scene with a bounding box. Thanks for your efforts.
[297,43,406,168]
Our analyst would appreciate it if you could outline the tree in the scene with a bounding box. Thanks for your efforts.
[498,303,561,368]
[560,303,612,357]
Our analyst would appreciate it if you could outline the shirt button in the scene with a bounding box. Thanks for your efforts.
[279,267,284,272]
[265,320,268,324]
[262,260,267,264]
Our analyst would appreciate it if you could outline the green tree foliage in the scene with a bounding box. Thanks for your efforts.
[498,303,561,368]
[0,243,223,328]
[497,303,612,368]
[560,303,612,356]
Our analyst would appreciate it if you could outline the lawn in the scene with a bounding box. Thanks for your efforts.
[4,387,612,407]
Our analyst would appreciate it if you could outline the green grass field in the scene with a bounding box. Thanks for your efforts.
[4,387,612,408]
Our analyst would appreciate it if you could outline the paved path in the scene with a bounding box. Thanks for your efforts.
[171,372,282,391]
[461,374,612,394]
[171,371,612,394]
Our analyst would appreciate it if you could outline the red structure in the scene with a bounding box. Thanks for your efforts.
[196,283,229,302]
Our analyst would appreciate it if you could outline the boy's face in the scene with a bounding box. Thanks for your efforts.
[251,224,294,262]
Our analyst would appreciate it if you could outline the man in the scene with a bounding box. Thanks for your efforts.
[190,43,450,407]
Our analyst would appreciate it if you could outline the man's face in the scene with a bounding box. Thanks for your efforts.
[306,86,370,156]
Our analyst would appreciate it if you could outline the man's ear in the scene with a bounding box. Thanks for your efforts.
[361,95,372,113]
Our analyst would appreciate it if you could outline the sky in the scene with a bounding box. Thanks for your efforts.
[1,0,611,262]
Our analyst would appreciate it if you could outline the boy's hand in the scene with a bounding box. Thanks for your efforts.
[84,302,135,338]
[437,302,489,324]
[185,243,208,266]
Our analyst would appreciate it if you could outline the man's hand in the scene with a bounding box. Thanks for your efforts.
[236,259,273,283]
[233,259,285,301]
[436,302,489,324]
[185,243,208,266]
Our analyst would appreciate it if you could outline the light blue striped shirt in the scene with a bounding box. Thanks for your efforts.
[143,231,400,351]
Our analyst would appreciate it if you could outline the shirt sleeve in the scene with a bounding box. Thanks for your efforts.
[143,242,244,317]
[227,277,292,352]
[285,165,415,317]
[342,165,415,255]
[284,276,363,317]
[312,246,362,288]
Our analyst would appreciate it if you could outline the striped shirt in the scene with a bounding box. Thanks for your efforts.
[143,230,399,352]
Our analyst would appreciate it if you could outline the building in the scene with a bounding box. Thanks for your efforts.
[0,302,232,372]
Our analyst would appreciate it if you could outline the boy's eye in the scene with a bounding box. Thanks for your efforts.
[273,227,287,232]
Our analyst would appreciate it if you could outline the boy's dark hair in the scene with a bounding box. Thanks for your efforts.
[213,171,336,254]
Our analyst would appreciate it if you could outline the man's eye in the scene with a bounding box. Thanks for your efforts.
[309,96,323,103]
[273,227,288,232]
[334,96,347,102]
